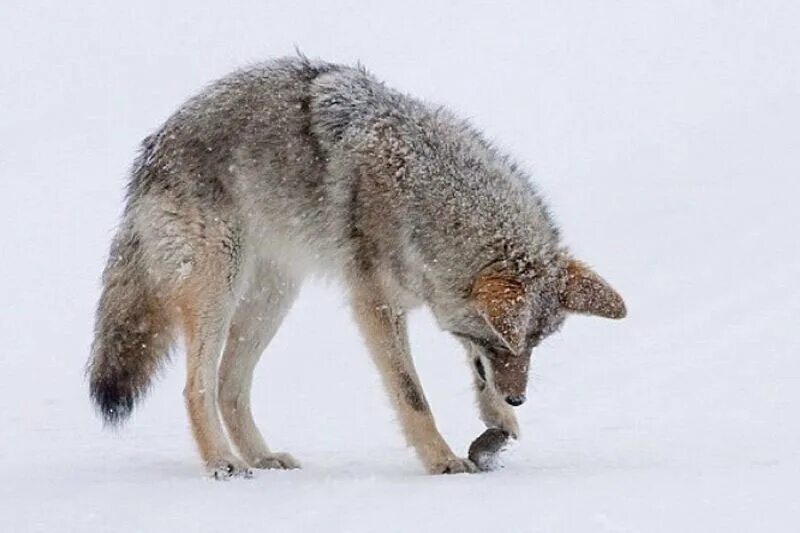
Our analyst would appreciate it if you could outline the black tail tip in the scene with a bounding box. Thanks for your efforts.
[90,380,135,426]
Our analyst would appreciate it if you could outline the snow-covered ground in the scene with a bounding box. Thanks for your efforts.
[1,2,798,531]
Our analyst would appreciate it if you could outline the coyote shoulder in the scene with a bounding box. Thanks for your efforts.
[88,56,625,478]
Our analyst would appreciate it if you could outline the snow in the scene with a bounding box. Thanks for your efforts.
[1,1,799,531]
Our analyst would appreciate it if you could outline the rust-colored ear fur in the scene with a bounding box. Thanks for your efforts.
[561,260,626,319]
[471,273,530,354]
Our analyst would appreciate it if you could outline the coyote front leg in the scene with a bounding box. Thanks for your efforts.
[467,345,520,438]
[350,278,477,474]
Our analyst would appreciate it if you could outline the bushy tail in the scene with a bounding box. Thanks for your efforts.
[88,228,172,426]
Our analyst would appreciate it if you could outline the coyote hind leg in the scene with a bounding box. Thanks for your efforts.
[218,263,301,470]
[180,275,252,480]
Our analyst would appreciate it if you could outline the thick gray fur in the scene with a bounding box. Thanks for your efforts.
[88,55,625,476]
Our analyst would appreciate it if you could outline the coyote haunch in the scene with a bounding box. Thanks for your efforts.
[88,56,626,478]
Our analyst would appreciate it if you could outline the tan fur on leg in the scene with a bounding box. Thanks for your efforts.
[179,289,251,479]
[475,379,520,438]
[466,346,520,437]
[350,276,476,474]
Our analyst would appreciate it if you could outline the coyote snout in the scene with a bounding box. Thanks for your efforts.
[505,395,526,407]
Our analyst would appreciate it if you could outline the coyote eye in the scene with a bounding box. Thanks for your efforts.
[451,331,491,350]
[485,344,512,361]
[451,331,513,359]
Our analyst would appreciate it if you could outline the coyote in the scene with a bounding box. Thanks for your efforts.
[88,56,625,478]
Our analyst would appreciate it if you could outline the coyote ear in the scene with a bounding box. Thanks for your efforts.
[560,259,626,319]
[471,273,530,354]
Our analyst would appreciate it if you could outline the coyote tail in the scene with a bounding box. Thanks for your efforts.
[88,226,172,425]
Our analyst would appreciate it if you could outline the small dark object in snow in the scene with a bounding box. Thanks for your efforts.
[468,428,512,471]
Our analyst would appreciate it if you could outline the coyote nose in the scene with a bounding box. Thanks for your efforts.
[505,394,526,406]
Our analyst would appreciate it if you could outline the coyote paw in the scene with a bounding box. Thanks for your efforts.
[430,457,479,475]
[250,452,301,470]
[207,456,253,480]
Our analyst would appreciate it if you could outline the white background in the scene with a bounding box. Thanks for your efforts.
[1,1,798,531]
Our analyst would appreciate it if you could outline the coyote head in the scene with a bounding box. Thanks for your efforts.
[449,256,626,406]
